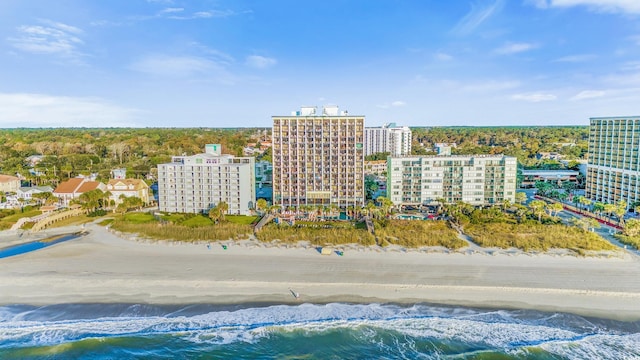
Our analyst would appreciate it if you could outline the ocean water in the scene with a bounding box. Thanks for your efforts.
[0,303,638,359]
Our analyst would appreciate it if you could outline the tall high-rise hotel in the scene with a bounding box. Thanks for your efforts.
[272,105,365,209]
[586,116,640,206]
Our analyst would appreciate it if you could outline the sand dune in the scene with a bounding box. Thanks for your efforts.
[1,223,639,321]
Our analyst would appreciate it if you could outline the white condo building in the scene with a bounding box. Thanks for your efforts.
[387,155,517,206]
[272,105,365,209]
[157,144,255,215]
[586,116,640,206]
[364,123,412,156]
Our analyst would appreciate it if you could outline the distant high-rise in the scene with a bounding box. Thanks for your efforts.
[272,105,365,209]
[386,155,517,206]
[364,123,412,156]
[586,117,640,207]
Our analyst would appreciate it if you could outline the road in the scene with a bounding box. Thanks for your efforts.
[517,189,640,257]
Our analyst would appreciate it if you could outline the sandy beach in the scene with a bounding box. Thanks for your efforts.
[1,223,640,321]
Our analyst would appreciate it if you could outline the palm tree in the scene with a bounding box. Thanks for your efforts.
[256,198,268,214]
[604,203,616,222]
[102,191,113,210]
[217,201,229,221]
[614,200,627,225]
[346,206,355,220]
[208,207,221,224]
[364,201,376,217]
[593,202,605,216]
[547,202,563,218]
[376,196,393,216]
[515,192,527,205]
[529,200,546,223]
[501,199,512,211]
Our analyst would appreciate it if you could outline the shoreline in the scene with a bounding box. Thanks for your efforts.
[1,223,639,321]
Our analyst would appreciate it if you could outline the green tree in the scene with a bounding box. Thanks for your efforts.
[529,200,546,223]
[623,219,640,237]
[534,181,553,196]
[614,200,627,225]
[217,201,229,221]
[208,206,221,224]
[256,198,268,214]
[592,202,605,215]
[604,203,616,222]
[515,192,527,205]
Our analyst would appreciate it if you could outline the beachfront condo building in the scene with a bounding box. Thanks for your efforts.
[157,144,255,215]
[272,105,365,209]
[586,116,640,207]
[364,123,412,156]
[386,155,517,206]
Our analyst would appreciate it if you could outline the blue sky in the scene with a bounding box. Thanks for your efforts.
[1,0,639,128]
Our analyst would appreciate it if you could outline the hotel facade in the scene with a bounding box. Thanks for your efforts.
[157,144,255,215]
[364,123,412,156]
[386,155,517,206]
[272,106,365,209]
[586,116,640,207]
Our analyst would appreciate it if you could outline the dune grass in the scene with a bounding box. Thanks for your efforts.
[375,220,466,249]
[465,223,617,253]
[255,223,376,246]
[616,235,640,250]
[110,220,253,241]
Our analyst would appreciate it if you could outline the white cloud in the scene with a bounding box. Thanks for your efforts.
[245,55,277,69]
[453,0,505,35]
[162,8,236,20]
[7,20,86,63]
[495,42,538,54]
[160,7,184,14]
[511,93,557,102]
[130,55,223,77]
[462,80,521,92]
[554,54,596,62]
[0,93,140,127]
[377,101,407,109]
[571,90,606,100]
[528,0,640,14]
[434,52,454,61]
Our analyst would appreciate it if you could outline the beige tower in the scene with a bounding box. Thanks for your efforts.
[272,106,365,209]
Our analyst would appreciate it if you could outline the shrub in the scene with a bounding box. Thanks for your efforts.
[88,209,108,217]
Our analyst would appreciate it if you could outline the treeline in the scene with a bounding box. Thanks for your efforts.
[411,126,588,167]
[0,127,268,185]
[0,126,588,186]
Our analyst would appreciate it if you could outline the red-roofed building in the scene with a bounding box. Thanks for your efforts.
[53,178,106,206]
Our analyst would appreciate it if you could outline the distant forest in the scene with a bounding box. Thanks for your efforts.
[410,126,588,167]
[0,128,269,186]
[0,126,587,186]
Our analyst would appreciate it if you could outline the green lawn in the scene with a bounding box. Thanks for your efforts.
[0,209,42,230]
[123,213,157,223]
[181,215,214,227]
